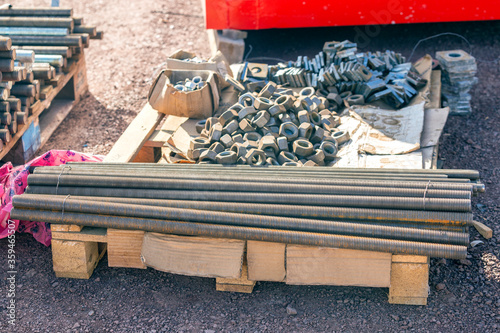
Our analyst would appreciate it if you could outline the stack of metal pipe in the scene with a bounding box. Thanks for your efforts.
[11,163,485,259]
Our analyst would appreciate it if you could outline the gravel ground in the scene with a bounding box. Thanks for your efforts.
[1,1,499,332]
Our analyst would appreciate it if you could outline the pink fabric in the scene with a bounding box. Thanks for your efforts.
[0,150,103,246]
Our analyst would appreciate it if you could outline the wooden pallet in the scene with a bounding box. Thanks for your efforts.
[49,69,449,305]
[0,55,88,164]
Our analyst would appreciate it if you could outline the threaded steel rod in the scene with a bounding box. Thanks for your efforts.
[26,185,472,212]
[0,8,73,17]
[64,162,481,179]
[26,174,472,199]
[0,17,74,28]
[9,208,467,259]
[33,168,476,193]
[13,195,468,245]
[64,195,473,225]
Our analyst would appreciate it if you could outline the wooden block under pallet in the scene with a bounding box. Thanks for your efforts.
[107,229,146,269]
[51,239,106,279]
[388,255,430,306]
[216,262,255,293]
[51,227,107,243]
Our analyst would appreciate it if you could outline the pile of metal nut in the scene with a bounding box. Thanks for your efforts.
[188,82,350,166]
[173,76,205,91]
[235,40,427,109]
[436,50,477,115]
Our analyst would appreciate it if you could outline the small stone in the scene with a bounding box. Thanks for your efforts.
[437,258,447,265]
[390,315,399,321]
[436,283,446,291]
[95,277,100,282]
[73,323,80,328]
[286,305,297,315]
[88,310,94,316]
[52,282,59,287]
[459,259,472,266]
[204,330,215,333]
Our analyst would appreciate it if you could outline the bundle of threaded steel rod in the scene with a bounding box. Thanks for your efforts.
[11,163,485,259]
[0,6,102,147]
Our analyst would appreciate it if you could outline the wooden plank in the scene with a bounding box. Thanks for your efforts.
[216,262,255,293]
[51,224,83,232]
[389,255,429,305]
[421,107,450,148]
[145,114,190,147]
[247,241,286,282]
[38,99,73,147]
[104,103,164,162]
[141,233,245,278]
[285,245,392,287]
[428,70,442,109]
[107,229,146,269]
[51,227,107,243]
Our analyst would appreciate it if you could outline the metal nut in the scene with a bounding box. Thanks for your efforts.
[252,110,271,128]
[230,143,248,157]
[243,132,262,142]
[282,161,301,167]
[205,117,217,131]
[297,110,310,124]
[319,109,332,117]
[266,157,280,166]
[346,94,365,105]
[279,122,299,142]
[298,122,313,139]
[309,111,322,126]
[237,156,247,165]
[279,113,291,123]
[332,130,350,145]
[223,119,239,135]
[307,149,325,164]
[299,87,315,98]
[238,106,258,120]
[200,129,209,138]
[219,109,238,126]
[220,133,234,148]
[310,126,325,144]
[238,92,256,107]
[199,149,217,162]
[277,151,298,164]
[275,95,294,109]
[209,142,225,154]
[266,116,278,127]
[268,104,286,117]
[245,148,267,166]
[190,137,210,150]
[258,135,279,154]
[239,119,256,132]
[276,136,289,152]
[216,151,238,164]
[232,133,244,143]
[293,139,314,157]
[320,141,338,161]
[254,97,273,110]
[187,147,207,160]
[196,119,206,133]
[257,81,277,98]
[303,160,318,167]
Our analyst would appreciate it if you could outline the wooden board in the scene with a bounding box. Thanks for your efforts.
[141,233,245,278]
[107,229,146,269]
[104,103,164,162]
[51,227,107,243]
[247,241,286,282]
[52,239,102,279]
[285,245,392,287]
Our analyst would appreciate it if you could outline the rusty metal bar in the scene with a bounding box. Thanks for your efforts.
[26,185,472,212]
[26,174,472,199]
[9,207,468,259]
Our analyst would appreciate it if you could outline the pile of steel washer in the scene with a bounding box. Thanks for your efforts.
[11,163,485,259]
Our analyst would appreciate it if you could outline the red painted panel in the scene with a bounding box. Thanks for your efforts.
[205,0,500,30]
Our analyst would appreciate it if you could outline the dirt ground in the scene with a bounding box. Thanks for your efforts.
[1,0,499,332]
